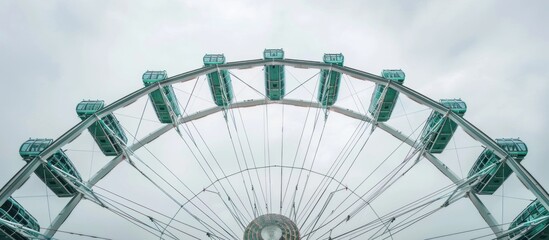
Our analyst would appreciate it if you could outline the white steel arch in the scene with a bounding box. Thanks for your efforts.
[0,58,546,238]
[41,98,502,237]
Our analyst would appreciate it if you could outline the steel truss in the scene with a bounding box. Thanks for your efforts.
[0,59,546,239]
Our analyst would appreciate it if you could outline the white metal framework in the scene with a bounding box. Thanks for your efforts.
[0,58,546,239]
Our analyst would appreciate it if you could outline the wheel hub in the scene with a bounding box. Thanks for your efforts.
[243,214,300,240]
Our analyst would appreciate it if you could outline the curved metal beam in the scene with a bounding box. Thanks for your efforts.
[4,58,546,207]
[2,57,544,235]
[45,98,501,237]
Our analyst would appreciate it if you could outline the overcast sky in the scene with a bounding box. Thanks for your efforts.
[1,0,548,239]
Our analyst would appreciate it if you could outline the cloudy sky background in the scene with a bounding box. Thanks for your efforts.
[1,0,548,239]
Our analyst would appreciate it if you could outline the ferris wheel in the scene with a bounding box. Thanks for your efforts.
[0,49,548,240]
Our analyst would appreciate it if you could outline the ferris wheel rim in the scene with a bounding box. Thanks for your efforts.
[0,57,546,239]
[0,58,523,175]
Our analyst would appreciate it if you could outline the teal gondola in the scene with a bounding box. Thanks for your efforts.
[142,70,181,123]
[19,138,82,197]
[318,53,344,107]
[422,99,467,153]
[76,100,128,156]
[368,69,405,122]
[0,197,41,239]
[204,54,233,106]
[508,199,548,239]
[264,49,285,100]
[469,138,527,195]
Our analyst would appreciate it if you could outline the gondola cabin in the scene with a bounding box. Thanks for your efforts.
[76,100,128,156]
[142,70,181,123]
[469,138,528,195]
[204,54,233,106]
[368,69,406,122]
[263,49,285,100]
[19,138,82,197]
[0,197,40,239]
[422,99,467,153]
[508,200,548,239]
[318,53,344,107]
